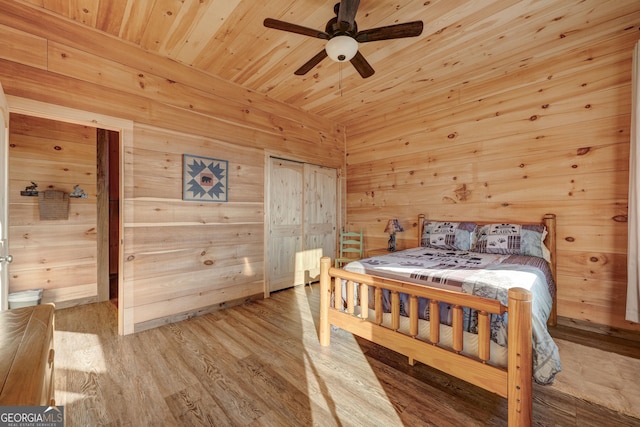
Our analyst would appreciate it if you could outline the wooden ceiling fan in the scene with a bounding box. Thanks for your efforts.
[264,0,423,78]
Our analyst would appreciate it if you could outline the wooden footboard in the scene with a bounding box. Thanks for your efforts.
[319,256,533,427]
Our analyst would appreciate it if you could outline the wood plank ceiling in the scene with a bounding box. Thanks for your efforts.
[20,0,640,128]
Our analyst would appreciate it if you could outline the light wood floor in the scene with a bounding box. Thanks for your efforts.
[53,284,640,426]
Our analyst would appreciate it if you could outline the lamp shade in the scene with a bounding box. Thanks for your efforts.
[384,219,404,234]
[325,35,358,62]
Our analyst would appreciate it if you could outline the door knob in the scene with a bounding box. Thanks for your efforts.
[0,255,13,263]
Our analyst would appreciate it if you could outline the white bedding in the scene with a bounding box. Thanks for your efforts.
[343,247,562,384]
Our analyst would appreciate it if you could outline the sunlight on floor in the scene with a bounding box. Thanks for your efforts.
[56,390,86,406]
[295,249,323,285]
[294,285,403,425]
[55,330,107,406]
[55,331,107,371]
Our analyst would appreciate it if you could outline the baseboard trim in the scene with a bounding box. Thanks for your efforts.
[134,292,264,333]
[556,316,640,343]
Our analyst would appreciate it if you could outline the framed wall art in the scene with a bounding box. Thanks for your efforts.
[183,154,228,202]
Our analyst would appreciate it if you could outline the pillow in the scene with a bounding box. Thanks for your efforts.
[473,223,550,261]
[421,221,477,251]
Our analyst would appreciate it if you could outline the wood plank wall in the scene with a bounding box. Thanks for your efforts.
[1,0,638,336]
[0,2,345,333]
[123,125,266,330]
[8,114,98,305]
[345,7,640,333]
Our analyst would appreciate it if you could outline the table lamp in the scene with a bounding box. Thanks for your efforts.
[384,219,404,251]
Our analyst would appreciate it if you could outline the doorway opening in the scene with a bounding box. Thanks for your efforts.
[8,116,120,309]
[98,129,121,305]
[6,95,131,334]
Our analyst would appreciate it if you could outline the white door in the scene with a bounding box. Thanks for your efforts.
[302,164,336,283]
[0,83,10,310]
[268,158,304,292]
[267,158,338,292]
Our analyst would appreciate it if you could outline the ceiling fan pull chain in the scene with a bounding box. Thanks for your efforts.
[339,62,343,97]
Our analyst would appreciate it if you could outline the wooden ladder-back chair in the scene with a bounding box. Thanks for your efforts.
[335,229,363,268]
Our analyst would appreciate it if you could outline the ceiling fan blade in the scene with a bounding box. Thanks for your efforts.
[294,50,329,75]
[264,18,329,40]
[350,51,374,78]
[356,21,423,43]
[337,0,360,30]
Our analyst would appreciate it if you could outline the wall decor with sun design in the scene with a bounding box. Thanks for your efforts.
[182,154,228,202]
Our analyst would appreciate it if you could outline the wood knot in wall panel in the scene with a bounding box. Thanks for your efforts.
[453,183,471,201]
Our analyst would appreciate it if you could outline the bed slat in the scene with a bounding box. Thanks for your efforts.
[478,311,490,363]
[452,305,463,352]
[391,291,400,331]
[430,300,440,344]
[375,287,382,325]
[359,283,368,320]
[409,295,418,338]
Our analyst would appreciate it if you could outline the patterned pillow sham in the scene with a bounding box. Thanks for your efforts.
[421,221,477,251]
[473,223,550,261]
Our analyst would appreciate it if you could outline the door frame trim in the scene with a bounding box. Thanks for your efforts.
[0,83,8,311]
[6,95,133,335]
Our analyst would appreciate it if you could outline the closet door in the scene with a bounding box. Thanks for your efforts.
[300,164,336,284]
[268,158,304,292]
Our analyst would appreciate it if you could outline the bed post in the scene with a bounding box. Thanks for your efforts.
[507,287,533,427]
[543,213,557,326]
[417,214,426,247]
[319,256,331,346]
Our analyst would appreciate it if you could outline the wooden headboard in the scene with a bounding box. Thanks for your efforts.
[417,213,557,326]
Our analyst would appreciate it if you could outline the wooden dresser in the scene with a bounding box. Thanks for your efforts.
[0,303,55,406]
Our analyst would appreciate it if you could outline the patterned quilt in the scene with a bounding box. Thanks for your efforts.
[343,247,562,385]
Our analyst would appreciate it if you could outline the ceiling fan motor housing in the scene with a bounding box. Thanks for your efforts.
[324,9,359,63]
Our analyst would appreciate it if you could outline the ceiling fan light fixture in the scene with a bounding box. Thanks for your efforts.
[326,35,358,62]
[264,0,423,78]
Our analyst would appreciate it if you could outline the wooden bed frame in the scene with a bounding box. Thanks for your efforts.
[319,213,557,427]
